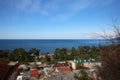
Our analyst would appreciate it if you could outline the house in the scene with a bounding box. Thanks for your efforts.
[29,69,39,80]
[67,60,76,70]
[73,58,96,68]
[53,62,71,73]
[0,61,20,80]
[29,69,39,76]
[36,62,42,66]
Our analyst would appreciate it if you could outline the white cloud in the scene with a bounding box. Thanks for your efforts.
[15,0,114,20]
[50,0,93,21]
[77,32,100,39]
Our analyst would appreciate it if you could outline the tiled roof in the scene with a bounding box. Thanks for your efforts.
[53,63,69,67]
[58,67,70,73]
[53,63,71,73]
[29,70,39,76]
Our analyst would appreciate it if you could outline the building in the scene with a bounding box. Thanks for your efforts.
[29,69,39,80]
[0,61,20,80]
[73,58,95,63]
[73,58,96,68]
[53,62,71,73]
[67,61,76,70]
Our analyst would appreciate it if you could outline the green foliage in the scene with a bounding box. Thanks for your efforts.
[98,44,120,80]
[10,48,28,62]
[0,45,101,64]
[53,46,101,62]
[29,48,40,56]
[0,50,10,58]
[54,48,68,61]
[0,48,37,62]
[97,23,120,80]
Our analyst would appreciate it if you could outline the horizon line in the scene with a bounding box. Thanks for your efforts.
[0,38,103,40]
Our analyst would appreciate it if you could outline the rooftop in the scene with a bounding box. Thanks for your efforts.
[53,63,69,67]
[0,61,20,80]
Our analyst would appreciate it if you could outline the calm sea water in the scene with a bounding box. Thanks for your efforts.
[0,39,108,53]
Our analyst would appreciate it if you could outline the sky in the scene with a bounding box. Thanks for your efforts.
[0,0,120,39]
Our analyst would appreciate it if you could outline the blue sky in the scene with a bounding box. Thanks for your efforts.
[0,0,120,39]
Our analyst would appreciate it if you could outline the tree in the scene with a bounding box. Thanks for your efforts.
[71,47,76,54]
[60,48,67,60]
[54,48,68,61]
[10,48,28,62]
[98,21,120,80]
[54,48,61,60]
[29,48,40,56]
[90,46,101,61]
[0,50,10,58]
[70,47,76,59]
[45,53,51,64]
[98,19,120,44]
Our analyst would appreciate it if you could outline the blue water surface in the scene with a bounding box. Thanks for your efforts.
[0,39,108,53]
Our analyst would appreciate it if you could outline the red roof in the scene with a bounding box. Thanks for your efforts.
[59,67,70,73]
[29,70,39,76]
[0,61,19,80]
[53,63,71,73]
[53,63,69,67]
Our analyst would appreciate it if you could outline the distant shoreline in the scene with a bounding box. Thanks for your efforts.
[0,39,107,53]
[0,38,104,40]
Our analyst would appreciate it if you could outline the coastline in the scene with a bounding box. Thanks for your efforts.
[0,39,107,53]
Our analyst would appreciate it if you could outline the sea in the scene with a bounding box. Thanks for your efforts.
[0,39,109,53]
